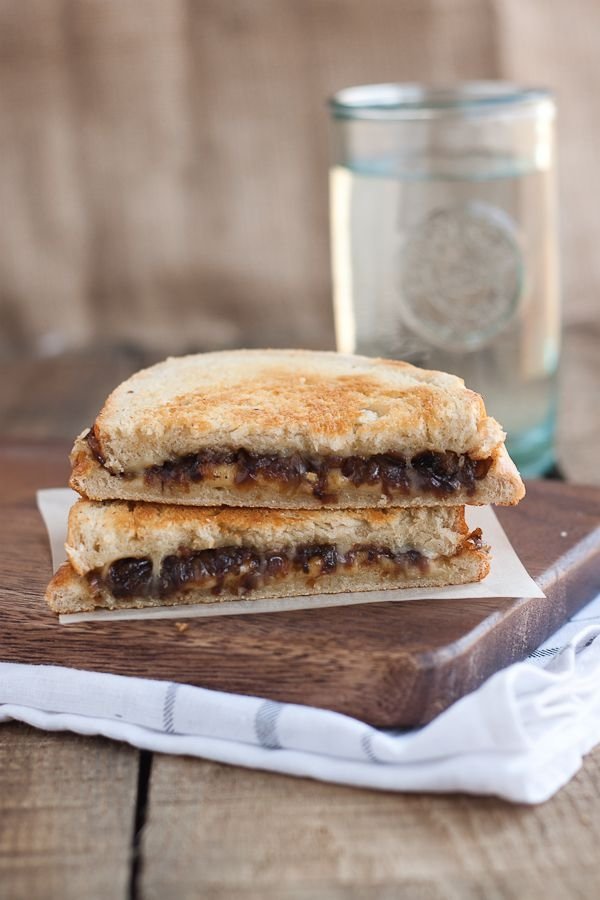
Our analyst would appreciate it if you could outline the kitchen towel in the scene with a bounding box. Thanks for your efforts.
[1,607,599,804]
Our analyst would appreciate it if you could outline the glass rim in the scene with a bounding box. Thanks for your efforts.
[329,82,554,120]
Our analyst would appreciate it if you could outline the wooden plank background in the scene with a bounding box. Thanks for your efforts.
[1,0,599,359]
[2,726,598,899]
[140,756,600,899]
[0,724,139,899]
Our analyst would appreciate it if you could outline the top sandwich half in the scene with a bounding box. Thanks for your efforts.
[70,349,525,509]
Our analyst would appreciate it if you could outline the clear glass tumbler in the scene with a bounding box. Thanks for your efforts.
[329,83,560,477]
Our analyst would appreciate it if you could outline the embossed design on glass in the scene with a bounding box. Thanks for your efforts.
[329,84,560,477]
[398,202,523,351]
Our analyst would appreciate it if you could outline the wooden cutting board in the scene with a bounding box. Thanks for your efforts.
[1,438,599,727]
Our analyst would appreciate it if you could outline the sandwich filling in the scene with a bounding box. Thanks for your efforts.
[85,530,484,602]
[87,430,493,501]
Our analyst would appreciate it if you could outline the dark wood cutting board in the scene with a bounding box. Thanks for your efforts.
[1,438,599,727]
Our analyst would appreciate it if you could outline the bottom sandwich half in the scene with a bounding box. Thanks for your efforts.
[45,500,490,614]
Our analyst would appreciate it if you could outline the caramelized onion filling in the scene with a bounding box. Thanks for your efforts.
[86,431,493,500]
[86,542,431,600]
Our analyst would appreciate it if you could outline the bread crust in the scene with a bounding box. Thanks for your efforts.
[86,350,507,471]
[71,435,524,508]
[64,499,470,575]
[46,546,490,614]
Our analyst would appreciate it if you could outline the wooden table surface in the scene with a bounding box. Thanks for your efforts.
[1,342,600,899]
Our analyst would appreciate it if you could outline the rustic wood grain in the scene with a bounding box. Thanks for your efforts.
[140,754,600,899]
[0,722,138,900]
[0,345,159,441]
[1,439,599,727]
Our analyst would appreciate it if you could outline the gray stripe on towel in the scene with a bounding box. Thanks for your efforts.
[255,700,284,749]
[361,730,380,763]
[163,682,179,734]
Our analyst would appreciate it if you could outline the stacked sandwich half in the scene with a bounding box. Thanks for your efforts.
[45,350,525,614]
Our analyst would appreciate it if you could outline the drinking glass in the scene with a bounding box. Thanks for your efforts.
[329,83,560,477]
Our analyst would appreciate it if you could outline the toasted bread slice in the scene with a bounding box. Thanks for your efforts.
[70,349,524,509]
[45,500,489,613]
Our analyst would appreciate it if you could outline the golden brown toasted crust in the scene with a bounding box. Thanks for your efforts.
[71,435,525,508]
[45,545,490,614]
[64,499,470,575]
[85,350,507,472]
